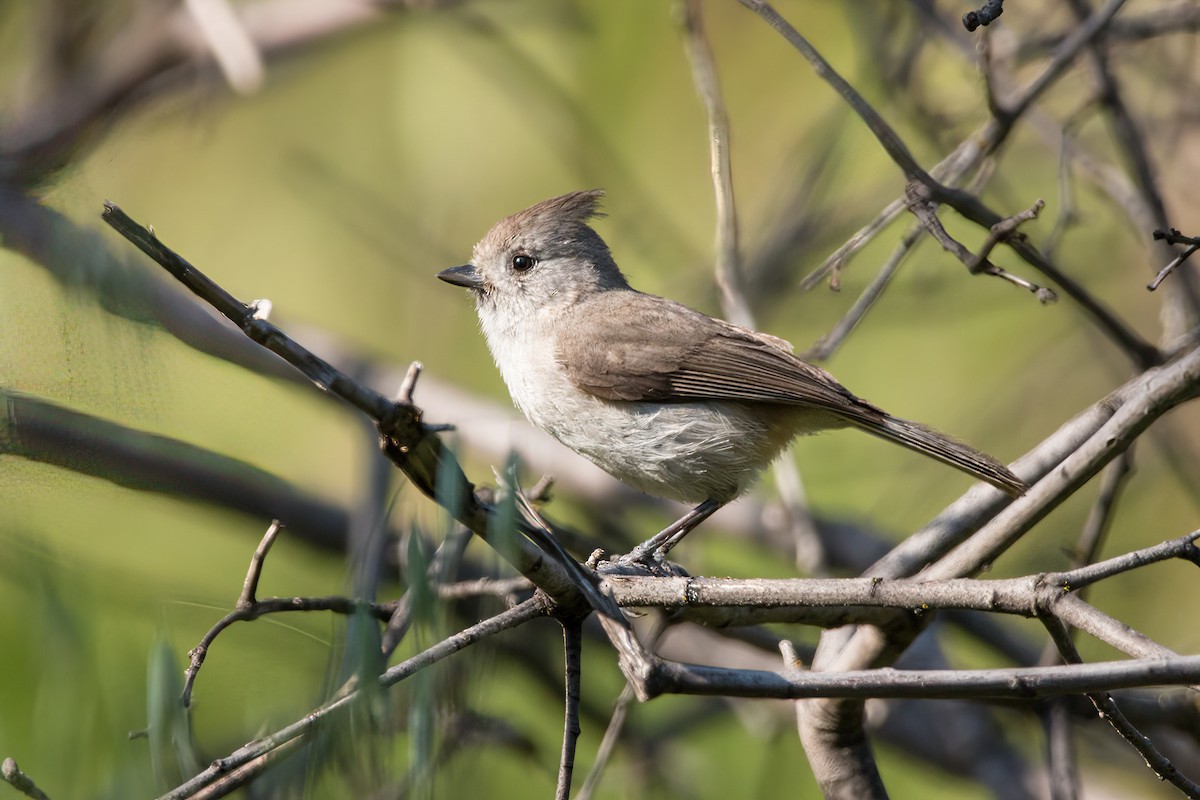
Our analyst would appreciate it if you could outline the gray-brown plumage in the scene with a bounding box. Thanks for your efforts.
[439,190,1026,513]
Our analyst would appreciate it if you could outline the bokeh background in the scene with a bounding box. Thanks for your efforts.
[1,1,1198,797]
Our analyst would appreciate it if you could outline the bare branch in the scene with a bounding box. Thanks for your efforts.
[1,759,52,800]
[599,530,1199,623]
[784,0,1162,368]
[1148,229,1200,292]
[905,183,1055,300]
[803,223,920,362]
[1051,595,1178,661]
[924,352,1200,580]
[576,685,635,800]
[1044,699,1078,800]
[1072,450,1134,569]
[183,0,265,94]
[556,618,584,800]
[680,0,751,328]
[1042,617,1200,796]
[649,654,1200,701]
[396,360,424,405]
[237,520,283,608]
[1060,0,1200,334]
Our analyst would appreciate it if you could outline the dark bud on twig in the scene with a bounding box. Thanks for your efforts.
[963,0,1004,31]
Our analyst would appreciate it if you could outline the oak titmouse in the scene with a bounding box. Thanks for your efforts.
[439,191,1026,557]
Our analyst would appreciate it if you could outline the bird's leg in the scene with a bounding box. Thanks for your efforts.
[619,499,723,566]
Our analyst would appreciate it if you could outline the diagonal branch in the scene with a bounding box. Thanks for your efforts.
[1041,616,1200,796]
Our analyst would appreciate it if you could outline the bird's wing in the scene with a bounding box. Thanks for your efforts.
[555,292,886,424]
[555,292,1028,497]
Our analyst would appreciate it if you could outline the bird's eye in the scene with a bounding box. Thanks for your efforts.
[511,254,536,272]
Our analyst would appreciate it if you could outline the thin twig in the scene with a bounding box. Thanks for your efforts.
[784,0,1161,368]
[1001,0,1130,124]
[508,479,626,621]
[576,684,635,800]
[1044,699,1078,800]
[805,155,1000,361]
[436,576,534,600]
[962,1,1004,32]
[397,360,423,404]
[1052,595,1178,661]
[677,6,827,574]
[965,199,1046,273]
[680,0,752,328]
[237,519,283,608]
[803,224,921,361]
[1061,0,1200,331]
[920,352,1200,582]
[577,615,670,800]
[1148,230,1200,292]
[1071,450,1134,571]
[556,618,584,800]
[1011,3,1200,55]
[0,0,408,184]
[1,759,52,800]
[906,183,1055,300]
[1041,617,1200,797]
[182,595,392,708]
[800,192,908,290]
[1039,450,1135,798]
[1038,450,1136,663]
[186,737,304,800]
[183,0,265,94]
[100,203,398,423]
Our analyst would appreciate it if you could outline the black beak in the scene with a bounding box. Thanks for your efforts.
[437,265,484,289]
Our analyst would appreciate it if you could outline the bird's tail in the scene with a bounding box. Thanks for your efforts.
[854,414,1028,496]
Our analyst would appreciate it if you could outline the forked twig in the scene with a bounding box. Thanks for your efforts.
[1148,229,1200,292]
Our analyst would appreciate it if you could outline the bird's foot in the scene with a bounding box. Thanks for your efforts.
[613,546,689,577]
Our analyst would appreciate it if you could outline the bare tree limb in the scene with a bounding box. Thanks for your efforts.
[647,654,1200,701]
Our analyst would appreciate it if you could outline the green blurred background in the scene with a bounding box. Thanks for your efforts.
[1,1,1197,797]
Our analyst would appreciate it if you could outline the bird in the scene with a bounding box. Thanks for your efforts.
[438,190,1026,561]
